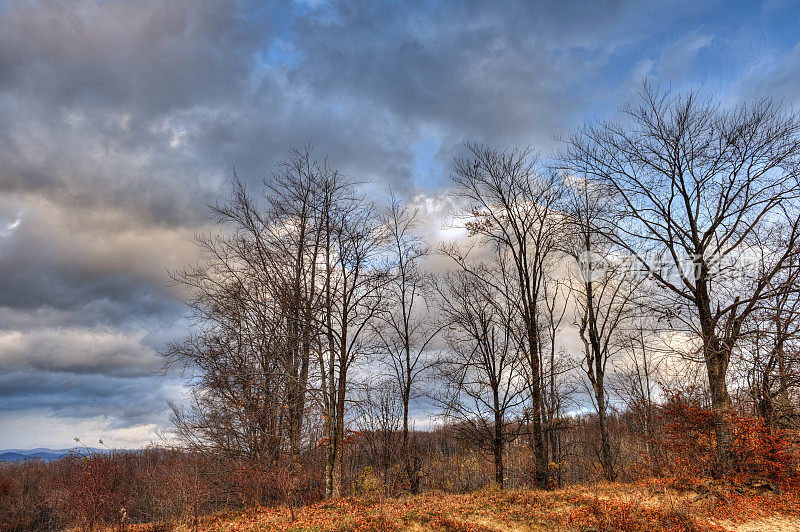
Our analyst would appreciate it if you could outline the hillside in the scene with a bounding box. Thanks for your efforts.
[0,447,109,462]
[114,480,800,532]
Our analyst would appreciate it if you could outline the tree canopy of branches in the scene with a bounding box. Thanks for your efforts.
[162,83,800,501]
[562,83,800,474]
[445,143,566,488]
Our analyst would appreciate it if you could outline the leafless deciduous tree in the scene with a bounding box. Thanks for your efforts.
[446,143,565,488]
[563,179,643,481]
[317,174,388,498]
[538,275,573,488]
[738,254,800,429]
[163,147,329,474]
[265,149,328,488]
[562,83,800,473]
[435,268,526,488]
[375,195,443,493]
[164,146,390,501]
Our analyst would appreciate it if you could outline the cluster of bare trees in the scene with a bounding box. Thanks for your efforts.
[164,149,391,500]
[563,83,800,474]
[165,84,800,496]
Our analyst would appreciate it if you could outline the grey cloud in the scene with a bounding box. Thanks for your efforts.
[0,328,157,377]
[0,0,266,113]
[0,199,189,320]
[0,369,180,423]
[0,0,786,447]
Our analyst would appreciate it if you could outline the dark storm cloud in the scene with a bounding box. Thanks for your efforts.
[0,322,170,377]
[0,369,178,424]
[0,205,183,321]
[1,0,799,447]
[0,0,717,217]
[0,1,262,108]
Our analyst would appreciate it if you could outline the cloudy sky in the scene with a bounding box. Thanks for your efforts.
[1,0,799,448]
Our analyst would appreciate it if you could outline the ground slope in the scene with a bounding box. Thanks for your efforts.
[119,480,800,532]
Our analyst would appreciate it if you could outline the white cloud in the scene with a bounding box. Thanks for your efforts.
[658,31,714,80]
[0,209,21,238]
[0,411,168,449]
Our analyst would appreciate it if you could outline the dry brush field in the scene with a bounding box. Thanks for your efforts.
[112,480,800,532]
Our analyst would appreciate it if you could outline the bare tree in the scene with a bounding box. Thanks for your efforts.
[166,147,390,501]
[352,380,403,494]
[613,317,666,471]
[263,148,328,491]
[375,195,443,493]
[446,143,565,488]
[164,158,325,465]
[435,267,526,488]
[563,179,642,480]
[539,275,573,487]
[562,83,800,473]
[738,255,800,429]
[317,175,389,498]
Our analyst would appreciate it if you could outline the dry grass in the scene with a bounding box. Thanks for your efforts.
[106,479,800,532]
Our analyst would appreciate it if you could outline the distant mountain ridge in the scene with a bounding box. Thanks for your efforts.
[0,447,110,462]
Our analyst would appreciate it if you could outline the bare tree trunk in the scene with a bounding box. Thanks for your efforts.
[324,352,337,498]
[586,337,615,481]
[401,386,420,493]
[492,386,505,489]
[525,324,548,489]
[595,384,615,481]
[587,282,615,481]
[493,429,504,489]
[333,359,347,497]
[698,290,735,475]
[704,338,734,475]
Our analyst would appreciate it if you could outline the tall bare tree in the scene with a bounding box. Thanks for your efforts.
[446,143,565,488]
[164,147,328,470]
[375,195,443,493]
[562,83,800,473]
[539,275,572,487]
[317,175,388,498]
[263,148,328,490]
[739,254,800,429]
[435,267,526,488]
[564,179,642,480]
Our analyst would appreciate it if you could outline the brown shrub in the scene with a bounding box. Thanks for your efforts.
[0,447,322,531]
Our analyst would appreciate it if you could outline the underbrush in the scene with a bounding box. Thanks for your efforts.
[0,448,323,531]
[3,405,800,531]
[660,395,800,490]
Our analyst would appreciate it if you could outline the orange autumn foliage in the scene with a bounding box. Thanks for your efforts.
[660,394,800,487]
